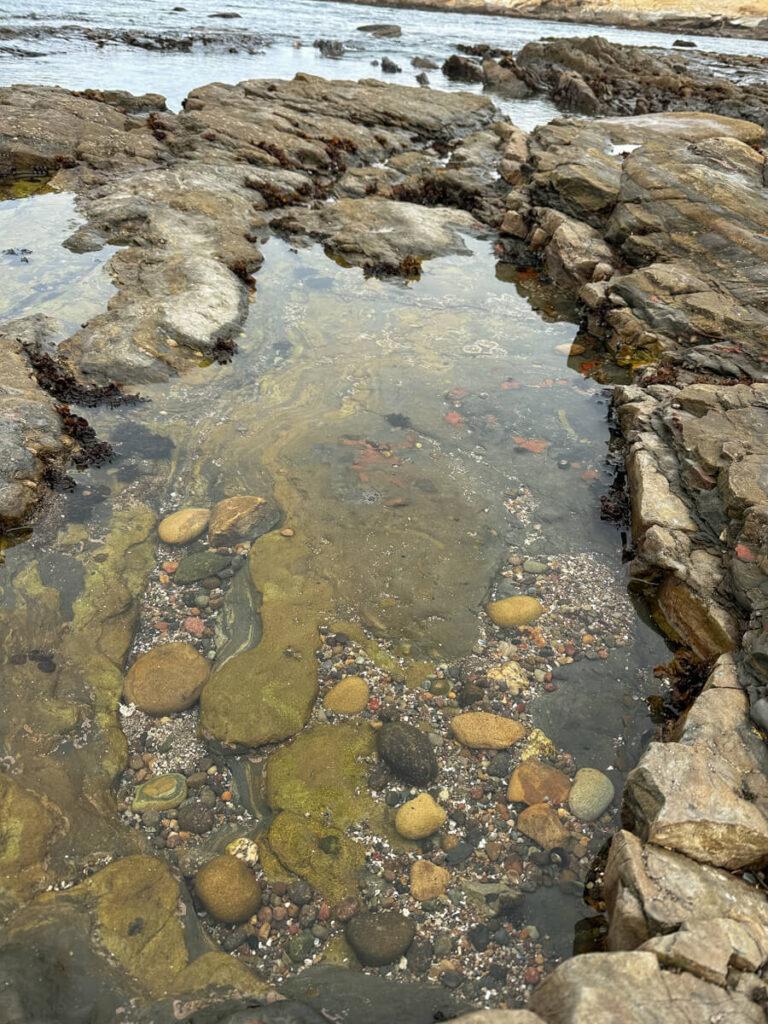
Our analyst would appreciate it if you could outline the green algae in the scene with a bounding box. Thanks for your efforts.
[200,528,327,747]
[170,951,268,998]
[265,811,366,905]
[265,722,383,831]
[0,178,52,201]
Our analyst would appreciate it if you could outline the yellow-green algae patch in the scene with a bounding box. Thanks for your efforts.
[265,812,366,905]
[0,505,156,902]
[170,951,268,998]
[200,528,329,746]
[265,722,384,830]
[11,855,187,999]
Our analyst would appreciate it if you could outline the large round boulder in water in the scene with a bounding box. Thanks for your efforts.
[377,722,438,785]
[194,855,262,923]
[123,642,210,715]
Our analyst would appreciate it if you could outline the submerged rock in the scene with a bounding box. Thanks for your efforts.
[517,802,570,851]
[208,494,279,546]
[174,550,231,584]
[508,760,571,806]
[265,811,366,904]
[410,860,450,901]
[323,675,370,714]
[157,506,209,544]
[486,596,544,628]
[377,721,439,785]
[132,773,187,812]
[451,711,526,749]
[123,642,210,714]
[568,767,615,821]
[194,854,262,923]
[395,793,447,839]
[346,910,416,966]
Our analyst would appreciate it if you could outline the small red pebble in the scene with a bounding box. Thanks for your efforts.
[736,544,756,562]
[524,967,541,985]
[155,620,169,633]
[318,902,330,921]
[183,616,205,638]
[543,681,557,692]
[368,697,380,711]
[288,923,299,935]
[162,561,178,574]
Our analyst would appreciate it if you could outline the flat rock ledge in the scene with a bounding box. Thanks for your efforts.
[0,75,500,528]
[492,106,768,1021]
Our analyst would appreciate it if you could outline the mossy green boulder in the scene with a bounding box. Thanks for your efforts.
[201,531,327,746]
[265,722,383,831]
[265,811,366,904]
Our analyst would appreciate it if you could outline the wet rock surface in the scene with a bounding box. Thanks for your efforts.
[0,74,496,526]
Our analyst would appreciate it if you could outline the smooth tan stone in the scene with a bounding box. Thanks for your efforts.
[395,793,447,840]
[508,760,571,806]
[517,802,570,851]
[410,860,450,901]
[195,855,262,923]
[323,676,370,715]
[451,711,526,749]
[157,507,210,544]
[124,642,210,715]
[486,596,544,628]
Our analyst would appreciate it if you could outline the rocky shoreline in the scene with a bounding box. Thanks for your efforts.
[0,37,767,1024]
[304,0,768,41]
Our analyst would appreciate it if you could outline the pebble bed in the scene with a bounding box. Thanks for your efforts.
[115,513,635,1009]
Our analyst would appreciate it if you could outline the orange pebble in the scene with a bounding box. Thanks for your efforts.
[280,528,295,537]
[162,561,179,573]
[221,790,232,802]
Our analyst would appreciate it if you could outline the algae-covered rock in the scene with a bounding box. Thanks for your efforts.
[133,773,188,813]
[0,773,61,910]
[266,811,366,904]
[170,951,268,998]
[194,854,262,923]
[157,507,210,545]
[323,675,370,714]
[486,596,544,627]
[174,551,231,584]
[201,532,324,747]
[201,642,318,747]
[124,642,210,715]
[265,722,383,832]
[208,495,279,547]
[9,855,190,1000]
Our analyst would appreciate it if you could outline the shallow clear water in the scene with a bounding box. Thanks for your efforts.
[0,4,685,996]
[0,191,670,969]
[2,0,767,125]
[0,191,116,335]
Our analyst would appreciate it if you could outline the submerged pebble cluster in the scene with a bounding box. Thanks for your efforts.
[115,497,633,1008]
